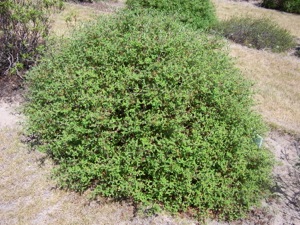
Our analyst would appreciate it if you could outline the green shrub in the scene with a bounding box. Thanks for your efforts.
[25,11,273,219]
[262,0,284,9]
[262,0,300,14]
[126,0,216,29]
[214,17,296,52]
[0,0,63,77]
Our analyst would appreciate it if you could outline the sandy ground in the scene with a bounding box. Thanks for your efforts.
[0,102,23,128]
[266,132,300,225]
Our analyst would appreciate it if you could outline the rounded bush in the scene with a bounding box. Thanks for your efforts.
[26,11,272,219]
[126,0,216,29]
[214,17,296,52]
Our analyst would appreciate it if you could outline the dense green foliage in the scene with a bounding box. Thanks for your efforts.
[126,0,216,29]
[0,0,63,77]
[214,17,296,52]
[262,0,300,14]
[25,11,273,219]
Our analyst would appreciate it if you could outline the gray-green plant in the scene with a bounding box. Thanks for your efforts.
[0,0,63,77]
[214,17,296,52]
[25,10,273,220]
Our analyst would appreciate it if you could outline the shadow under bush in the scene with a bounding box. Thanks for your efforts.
[214,17,296,53]
[25,10,273,220]
[295,47,300,57]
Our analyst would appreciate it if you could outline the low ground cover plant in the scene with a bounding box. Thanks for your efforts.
[25,10,273,220]
[214,17,295,52]
[126,0,216,29]
[262,0,300,14]
[0,0,63,77]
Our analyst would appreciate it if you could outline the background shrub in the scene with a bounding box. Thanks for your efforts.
[66,0,95,2]
[25,11,273,219]
[0,0,63,77]
[126,0,216,29]
[262,0,300,14]
[214,17,296,52]
[295,47,300,57]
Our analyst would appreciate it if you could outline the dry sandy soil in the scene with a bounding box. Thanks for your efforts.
[1,0,300,224]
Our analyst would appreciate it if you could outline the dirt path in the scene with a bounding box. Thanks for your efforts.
[265,132,300,225]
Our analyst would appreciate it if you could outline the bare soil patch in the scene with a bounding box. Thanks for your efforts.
[265,132,300,225]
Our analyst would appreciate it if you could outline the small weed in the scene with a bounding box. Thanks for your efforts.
[65,10,78,28]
